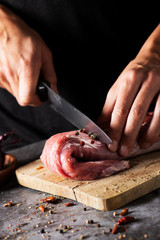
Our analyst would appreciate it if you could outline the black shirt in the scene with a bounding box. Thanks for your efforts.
[0,0,159,148]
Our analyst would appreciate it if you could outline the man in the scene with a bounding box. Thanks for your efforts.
[0,1,159,156]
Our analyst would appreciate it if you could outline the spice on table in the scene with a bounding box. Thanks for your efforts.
[40,229,45,234]
[65,202,75,207]
[113,211,118,217]
[94,223,100,228]
[120,208,129,216]
[39,205,45,213]
[86,219,94,224]
[117,216,135,225]
[40,196,58,203]
[3,201,14,207]
[112,224,119,234]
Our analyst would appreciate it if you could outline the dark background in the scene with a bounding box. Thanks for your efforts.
[0,0,159,147]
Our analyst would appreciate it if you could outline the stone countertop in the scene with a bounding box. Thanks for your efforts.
[0,141,160,240]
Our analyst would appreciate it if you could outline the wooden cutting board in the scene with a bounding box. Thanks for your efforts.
[16,151,160,211]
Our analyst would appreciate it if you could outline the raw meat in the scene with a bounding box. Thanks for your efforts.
[40,131,130,180]
[40,113,160,180]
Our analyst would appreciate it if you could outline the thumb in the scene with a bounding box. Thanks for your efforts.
[18,63,42,106]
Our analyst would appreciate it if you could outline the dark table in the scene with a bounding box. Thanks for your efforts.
[0,141,160,240]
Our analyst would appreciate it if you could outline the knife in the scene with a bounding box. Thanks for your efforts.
[37,81,112,144]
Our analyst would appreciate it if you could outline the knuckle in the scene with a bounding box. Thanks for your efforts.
[121,69,138,91]
[126,68,138,83]
[123,66,146,88]
[127,69,137,82]
[115,104,129,118]
[132,104,145,119]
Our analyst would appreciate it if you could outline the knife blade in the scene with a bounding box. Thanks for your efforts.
[37,81,112,144]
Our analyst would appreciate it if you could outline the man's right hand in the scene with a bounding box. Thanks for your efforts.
[0,4,57,106]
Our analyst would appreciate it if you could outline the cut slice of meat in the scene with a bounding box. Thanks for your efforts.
[40,131,130,180]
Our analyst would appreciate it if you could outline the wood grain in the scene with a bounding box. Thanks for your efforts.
[16,151,160,211]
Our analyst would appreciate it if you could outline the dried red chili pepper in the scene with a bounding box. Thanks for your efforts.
[117,216,134,225]
[112,224,119,234]
[40,196,57,203]
[39,205,45,213]
[36,166,44,170]
[120,207,129,216]
[65,202,75,207]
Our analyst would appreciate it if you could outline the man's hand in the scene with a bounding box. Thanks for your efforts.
[0,5,57,106]
[98,24,160,157]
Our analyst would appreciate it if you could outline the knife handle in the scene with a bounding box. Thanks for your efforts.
[37,78,50,102]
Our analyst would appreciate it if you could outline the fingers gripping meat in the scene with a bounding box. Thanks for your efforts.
[40,131,130,180]
[41,113,160,180]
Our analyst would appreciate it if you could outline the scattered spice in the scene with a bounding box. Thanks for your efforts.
[90,140,95,144]
[118,235,123,239]
[40,229,45,234]
[112,225,119,234]
[117,216,135,225]
[120,208,129,216]
[39,205,45,213]
[80,141,85,146]
[16,203,21,207]
[80,129,87,133]
[88,132,97,140]
[86,219,94,224]
[102,230,107,235]
[113,211,118,217]
[59,229,64,234]
[48,209,54,214]
[36,166,44,170]
[94,223,100,228]
[40,196,58,203]
[79,235,85,239]
[65,202,75,207]
[3,201,14,207]
[82,129,87,133]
